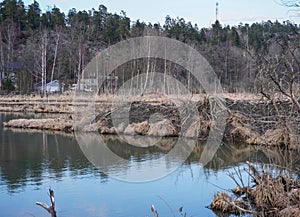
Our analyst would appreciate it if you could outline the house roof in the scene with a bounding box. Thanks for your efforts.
[34,80,59,87]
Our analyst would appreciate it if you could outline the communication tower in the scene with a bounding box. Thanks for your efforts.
[216,2,219,21]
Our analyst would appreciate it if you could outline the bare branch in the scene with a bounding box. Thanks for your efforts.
[225,199,254,214]
[36,189,57,217]
[35,202,51,213]
[151,204,159,217]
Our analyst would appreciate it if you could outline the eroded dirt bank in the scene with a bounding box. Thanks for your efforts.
[2,94,300,149]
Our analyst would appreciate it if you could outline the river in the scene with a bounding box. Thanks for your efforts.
[0,112,298,217]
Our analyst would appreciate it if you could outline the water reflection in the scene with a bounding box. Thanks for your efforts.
[76,132,197,181]
[0,130,107,192]
[1,126,299,192]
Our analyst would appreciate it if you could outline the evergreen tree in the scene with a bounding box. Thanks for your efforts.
[131,19,146,37]
[27,0,41,30]
[198,28,207,44]
[230,27,241,47]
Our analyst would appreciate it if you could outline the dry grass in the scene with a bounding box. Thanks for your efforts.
[210,162,300,216]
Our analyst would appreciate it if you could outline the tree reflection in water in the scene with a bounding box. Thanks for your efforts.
[1,126,300,192]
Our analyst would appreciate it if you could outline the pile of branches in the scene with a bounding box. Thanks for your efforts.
[210,161,300,216]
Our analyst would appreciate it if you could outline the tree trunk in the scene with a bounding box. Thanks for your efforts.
[51,31,61,82]
[41,32,48,96]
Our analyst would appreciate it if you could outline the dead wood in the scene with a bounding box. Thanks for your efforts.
[210,162,300,216]
[36,189,57,217]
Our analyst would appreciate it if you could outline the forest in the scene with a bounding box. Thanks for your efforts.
[0,0,299,95]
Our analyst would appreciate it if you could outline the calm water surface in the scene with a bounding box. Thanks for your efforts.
[0,112,297,217]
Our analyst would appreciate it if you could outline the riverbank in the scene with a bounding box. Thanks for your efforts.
[1,94,300,149]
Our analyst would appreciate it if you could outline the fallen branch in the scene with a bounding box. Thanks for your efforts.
[36,189,57,217]
[226,199,254,214]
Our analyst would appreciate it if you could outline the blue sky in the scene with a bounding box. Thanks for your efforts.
[23,0,300,27]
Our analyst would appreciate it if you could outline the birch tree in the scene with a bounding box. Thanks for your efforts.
[40,31,48,95]
[50,29,61,82]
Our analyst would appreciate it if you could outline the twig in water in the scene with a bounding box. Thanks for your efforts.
[151,204,159,217]
[36,188,57,217]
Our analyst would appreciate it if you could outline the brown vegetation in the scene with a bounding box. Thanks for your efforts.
[2,94,300,150]
[3,117,73,133]
[210,162,300,216]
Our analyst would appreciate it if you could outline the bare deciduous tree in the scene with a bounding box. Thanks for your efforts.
[50,28,61,82]
[40,31,48,95]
